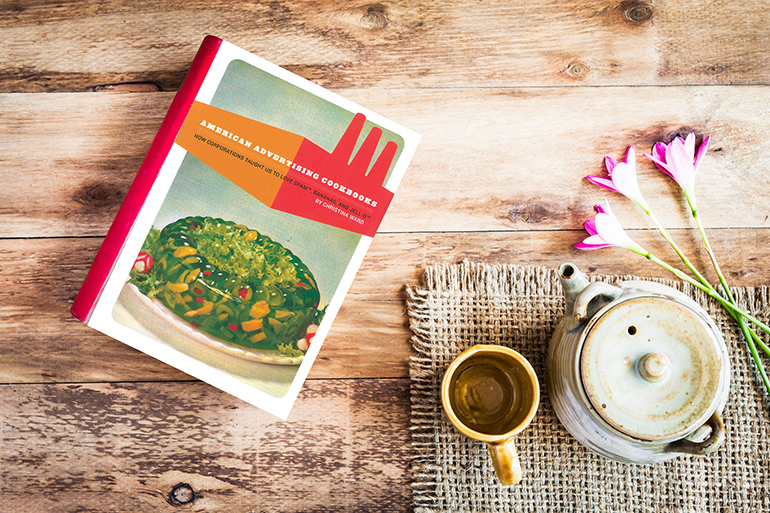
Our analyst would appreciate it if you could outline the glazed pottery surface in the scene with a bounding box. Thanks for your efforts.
[546,263,730,464]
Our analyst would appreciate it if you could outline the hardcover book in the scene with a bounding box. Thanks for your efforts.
[71,35,421,419]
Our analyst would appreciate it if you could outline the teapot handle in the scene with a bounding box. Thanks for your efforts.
[572,282,624,325]
[665,412,725,456]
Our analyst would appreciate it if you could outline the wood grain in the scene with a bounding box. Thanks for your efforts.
[2,0,770,92]
[3,229,767,384]
[5,3,770,510]
[0,378,412,512]
[0,92,165,238]
[3,87,770,238]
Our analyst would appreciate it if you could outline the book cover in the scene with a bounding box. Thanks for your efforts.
[71,36,421,420]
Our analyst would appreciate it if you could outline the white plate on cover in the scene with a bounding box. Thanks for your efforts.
[114,283,304,366]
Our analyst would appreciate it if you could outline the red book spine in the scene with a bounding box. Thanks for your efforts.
[71,35,223,322]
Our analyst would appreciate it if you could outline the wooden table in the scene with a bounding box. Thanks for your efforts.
[3,1,770,511]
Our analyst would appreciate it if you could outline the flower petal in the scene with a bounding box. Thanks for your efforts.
[644,142,675,179]
[589,147,649,209]
[666,138,696,191]
[624,145,636,164]
[683,133,696,161]
[585,175,620,194]
[644,153,675,180]
[606,160,647,208]
[575,236,614,250]
[651,142,668,164]
[693,135,710,175]
[584,218,598,236]
[594,212,632,247]
[576,200,647,255]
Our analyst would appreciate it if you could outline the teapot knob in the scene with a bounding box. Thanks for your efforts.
[637,352,671,383]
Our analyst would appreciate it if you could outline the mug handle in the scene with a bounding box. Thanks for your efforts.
[665,412,725,455]
[487,439,521,485]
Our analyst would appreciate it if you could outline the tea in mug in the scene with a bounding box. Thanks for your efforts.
[448,353,536,436]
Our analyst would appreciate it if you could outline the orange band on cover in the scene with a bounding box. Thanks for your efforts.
[176,102,396,237]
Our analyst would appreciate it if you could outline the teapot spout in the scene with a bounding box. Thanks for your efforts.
[558,263,590,316]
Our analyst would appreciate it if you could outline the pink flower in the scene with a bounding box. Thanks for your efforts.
[643,133,710,207]
[586,146,649,211]
[575,201,647,255]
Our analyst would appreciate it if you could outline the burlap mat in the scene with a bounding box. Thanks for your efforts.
[406,261,770,513]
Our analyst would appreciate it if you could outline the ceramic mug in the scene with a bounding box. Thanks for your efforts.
[441,345,540,485]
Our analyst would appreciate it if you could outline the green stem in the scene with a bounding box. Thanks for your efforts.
[645,253,770,334]
[742,322,770,393]
[690,208,770,392]
[691,209,731,298]
[726,301,770,391]
[721,300,770,357]
[647,211,715,295]
[648,252,770,392]
[650,207,770,360]
[751,327,770,357]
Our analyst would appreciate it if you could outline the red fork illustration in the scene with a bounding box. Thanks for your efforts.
[273,113,399,236]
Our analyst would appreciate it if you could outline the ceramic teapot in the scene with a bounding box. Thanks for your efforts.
[547,263,730,464]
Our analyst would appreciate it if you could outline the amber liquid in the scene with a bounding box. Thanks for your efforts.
[449,354,534,435]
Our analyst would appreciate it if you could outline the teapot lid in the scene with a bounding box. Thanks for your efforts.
[579,295,725,441]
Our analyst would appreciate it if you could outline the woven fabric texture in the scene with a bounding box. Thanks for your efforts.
[407,261,770,513]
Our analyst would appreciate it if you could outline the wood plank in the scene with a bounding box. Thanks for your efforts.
[0,92,167,238]
[0,237,192,384]
[2,0,770,92]
[4,86,770,238]
[3,229,767,384]
[0,378,412,512]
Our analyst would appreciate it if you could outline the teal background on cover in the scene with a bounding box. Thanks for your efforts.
[211,59,404,180]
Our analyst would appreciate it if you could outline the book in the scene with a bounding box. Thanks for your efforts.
[71,35,421,420]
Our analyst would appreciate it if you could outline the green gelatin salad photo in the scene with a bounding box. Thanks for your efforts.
[127,216,325,357]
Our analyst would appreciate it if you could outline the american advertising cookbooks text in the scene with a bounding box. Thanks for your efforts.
[71,35,421,420]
